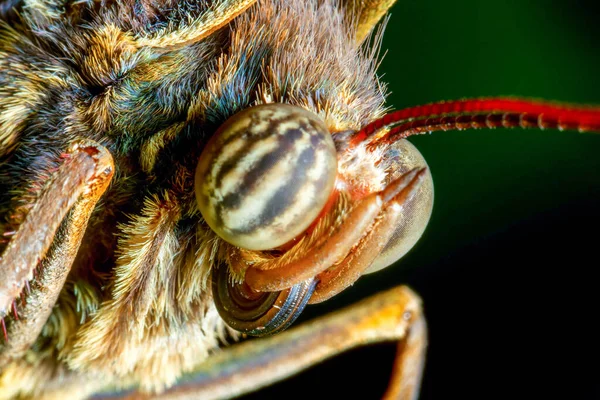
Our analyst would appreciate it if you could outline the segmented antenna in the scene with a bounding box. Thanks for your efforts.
[350,98,600,148]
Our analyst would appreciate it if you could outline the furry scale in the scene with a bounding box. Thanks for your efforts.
[0,0,389,397]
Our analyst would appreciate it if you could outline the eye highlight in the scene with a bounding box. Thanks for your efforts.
[195,104,338,250]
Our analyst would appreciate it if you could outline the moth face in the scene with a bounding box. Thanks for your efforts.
[187,2,435,317]
[200,103,433,334]
[196,102,432,257]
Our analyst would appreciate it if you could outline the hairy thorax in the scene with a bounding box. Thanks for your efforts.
[0,0,388,397]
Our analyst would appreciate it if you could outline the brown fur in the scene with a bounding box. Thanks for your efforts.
[0,0,392,398]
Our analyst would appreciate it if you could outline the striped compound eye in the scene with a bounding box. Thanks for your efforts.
[195,104,338,251]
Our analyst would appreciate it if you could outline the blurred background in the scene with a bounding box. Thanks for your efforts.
[244,1,600,399]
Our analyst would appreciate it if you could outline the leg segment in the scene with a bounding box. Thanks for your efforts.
[98,285,426,400]
[0,140,114,363]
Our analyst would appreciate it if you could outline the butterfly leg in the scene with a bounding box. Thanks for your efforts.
[0,140,114,364]
[102,285,426,400]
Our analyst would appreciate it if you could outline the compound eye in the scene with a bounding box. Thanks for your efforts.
[195,104,337,250]
[364,140,434,274]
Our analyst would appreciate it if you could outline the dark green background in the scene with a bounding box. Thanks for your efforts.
[381,0,600,269]
[245,1,600,398]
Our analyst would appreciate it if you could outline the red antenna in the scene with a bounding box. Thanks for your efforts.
[349,98,600,148]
